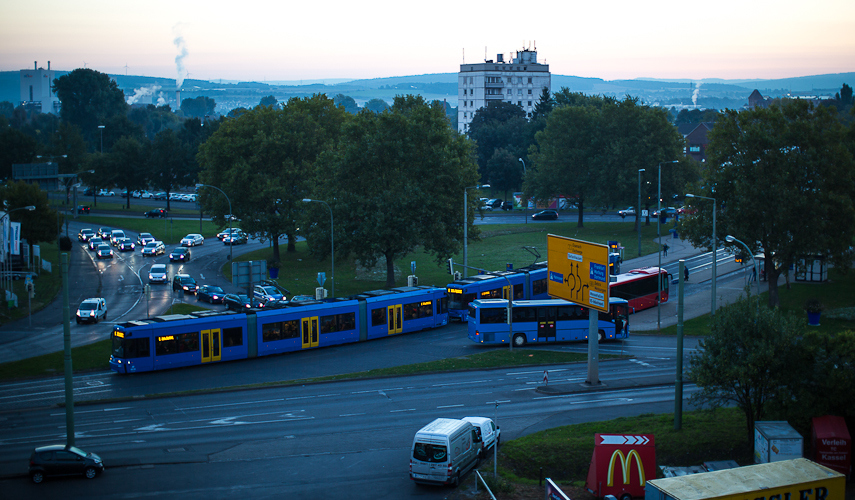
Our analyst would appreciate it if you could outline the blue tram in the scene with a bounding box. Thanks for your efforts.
[109,286,449,374]
[445,262,549,321]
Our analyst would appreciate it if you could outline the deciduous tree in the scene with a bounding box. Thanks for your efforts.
[52,68,128,148]
[0,180,59,245]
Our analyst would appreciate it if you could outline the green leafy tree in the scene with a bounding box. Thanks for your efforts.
[0,180,59,245]
[198,94,349,260]
[0,124,37,179]
[678,100,855,307]
[313,95,479,287]
[364,98,390,114]
[52,68,128,148]
[689,295,806,442]
[467,101,529,181]
[129,104,181,140]
[486,148,523,200]
[835,83,853,106]
[258,95,278,108]
[150,129,192,210]
[333,94,359,114]
[110,137,148,208]
[180,96,216,119]
[531,87,554,120]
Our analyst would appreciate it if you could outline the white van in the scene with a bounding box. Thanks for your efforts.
[461,416,500,458]
[409,418,481,486]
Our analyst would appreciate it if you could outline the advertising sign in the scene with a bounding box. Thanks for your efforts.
[585,433,656,499]
[547,234,610,313]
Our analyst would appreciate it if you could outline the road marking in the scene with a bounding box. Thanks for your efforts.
[390,408,416,413]
[339,413,365,417]
[437,404,463,409]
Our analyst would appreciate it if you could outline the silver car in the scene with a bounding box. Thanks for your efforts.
[148,264,169,284]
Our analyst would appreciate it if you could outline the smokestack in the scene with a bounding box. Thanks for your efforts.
[176,90,181,107]
[48,61,50,70]
[34,61,37,70]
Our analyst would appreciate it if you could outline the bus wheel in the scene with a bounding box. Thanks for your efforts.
[597,330,605,343]
[513,334,526,347]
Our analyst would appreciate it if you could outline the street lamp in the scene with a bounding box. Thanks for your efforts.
[637,168,645,257]
[302,199,334,298]
[686,193,717,316]
[518,159,527,225]
[197,184,233,263]
[97,125,105,153]
[464,184,489,278]
[1,205,36,306]
[726,235,759,317]
[657,160,678,329]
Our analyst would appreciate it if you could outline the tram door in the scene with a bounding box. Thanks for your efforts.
[387,305,402,335]
[502,285,511,300]
[301,316,319,349]
[537,307,556,340]
[201,329,222,363]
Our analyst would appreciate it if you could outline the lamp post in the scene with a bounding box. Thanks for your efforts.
[1,205,36,307]
[518,159,527,225]
[464,184,489,278]
[726,235,758,318]
[302,199,334,298]
[98,125,105,153]
[637,168,645,256]
[686,193,717,316]
[197,184,232,263]
[657,160,678,330]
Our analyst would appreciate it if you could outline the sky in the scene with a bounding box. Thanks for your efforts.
[2,0,854,83]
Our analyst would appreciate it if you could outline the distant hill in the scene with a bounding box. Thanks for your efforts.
[2,69,852,114]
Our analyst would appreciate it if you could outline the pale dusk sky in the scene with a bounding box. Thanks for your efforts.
[2,0,853,83]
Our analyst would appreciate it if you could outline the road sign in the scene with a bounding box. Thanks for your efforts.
[543,370,548,385]
[547,234,610,313]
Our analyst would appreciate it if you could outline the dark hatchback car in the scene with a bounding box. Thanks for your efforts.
[172,275,198,294]
[77,205,90,214]
[144,208,168,218]
[169,247,191,262]
[29,444,104,483]
[197,284,225,304]
[531,209,559,220]
[223,293,265,311]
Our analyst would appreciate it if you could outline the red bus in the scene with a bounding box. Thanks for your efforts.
[609,267,671,313]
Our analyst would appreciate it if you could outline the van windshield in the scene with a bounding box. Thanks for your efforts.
[413,442,447,463]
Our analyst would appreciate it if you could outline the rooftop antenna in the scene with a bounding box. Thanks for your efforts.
[462,48,465,64]
[484,46,487,62]
[124,64,129,75]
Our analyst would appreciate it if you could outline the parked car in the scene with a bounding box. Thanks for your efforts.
[197,284,226,304]
[142,241,165,257]
[652,206,678,218]
[169,247,191,262]
[76,205,90,214]
[96,244,113,259]
[531,209,559,220]
[139,191,153,199]
[144,208,168,218]
[97,227,113,240]
[180,234,204,246]
[152,192,167,200]
[78,228,95,242]
[29,444,104,484]
[254,285,285,303]
[486,198,503,209]
[223,293,265,311]
[461,416,501,458]
[500,201,514,211]
[169,193,184,201]
[172,274,198,294]
[97,189,115,197]
[223,232,247,245]
[618,207,636,218]
[76,297,107,324]
[117,238,135,252]
[148,264,168,283]
[110,230,126,246]
[137,232,155,246]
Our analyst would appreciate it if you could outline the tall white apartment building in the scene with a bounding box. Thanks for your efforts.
[458,49,551,134]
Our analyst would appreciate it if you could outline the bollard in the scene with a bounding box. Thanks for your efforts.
[539,466,543,486]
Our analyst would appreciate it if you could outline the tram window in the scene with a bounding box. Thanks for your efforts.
[419,301,432,318]
[177,332,199,353]
[404,302,419,321]
[438,296,448,314]
[321,312,356,334]
[371,308,386,327]
[223,327,243,347]
[513,283,524,300]
[262,319,300,342]
[156,336,176,356]
[116,337,150,358]
[481,288,503,299]
[532,278,547,295]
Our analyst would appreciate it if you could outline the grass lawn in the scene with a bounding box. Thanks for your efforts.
[77,215,222,246]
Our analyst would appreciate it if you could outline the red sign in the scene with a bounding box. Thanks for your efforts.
[585,433,656,499]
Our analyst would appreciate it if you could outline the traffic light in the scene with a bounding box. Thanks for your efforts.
[27,282,35,298]
[447,258,454,275]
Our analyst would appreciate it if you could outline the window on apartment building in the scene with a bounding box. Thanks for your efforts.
[517,89,522,95]
[689,145,701,152]
[517,101,522,106]
[518,77,522,84]
[528,77,532,83]
[528,101,532,106]
[469,77,473,84]
[471,101,474,107]
[507,89,512,95]
[528,89,532,95]
[463,101,466,107]
[507,78,512,84]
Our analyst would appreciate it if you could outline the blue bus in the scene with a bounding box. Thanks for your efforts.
[445,263,549,321]
[109,286,448,374]
[466,297,630,347]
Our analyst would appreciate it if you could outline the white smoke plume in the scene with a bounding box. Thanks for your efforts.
[692,82,701,107]
[156,93,167,106]
[126,85,162,105]
[173,24,188,89]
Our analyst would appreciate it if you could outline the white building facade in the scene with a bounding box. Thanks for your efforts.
[19,61,60,114]
[457,49,551,134]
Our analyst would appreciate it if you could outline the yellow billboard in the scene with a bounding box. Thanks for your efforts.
[547,234,610,313]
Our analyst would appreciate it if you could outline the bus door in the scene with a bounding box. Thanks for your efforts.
[387,304,402,335]
[301,316,319,349]
[537,307,556,340]
[201,329,222,363]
